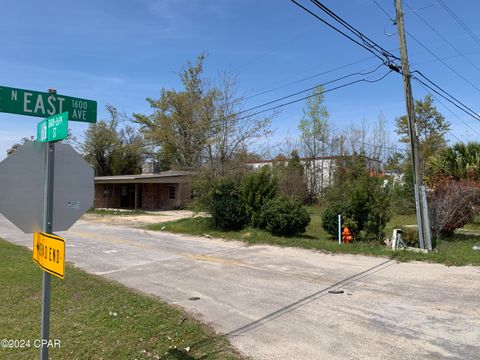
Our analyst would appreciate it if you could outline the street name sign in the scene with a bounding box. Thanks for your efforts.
[0,85,97,123]
[33,232,65,280]
[0,141,94,233]
[37,112,68,142]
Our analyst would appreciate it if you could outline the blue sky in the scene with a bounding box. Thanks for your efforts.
[1,0,480,159]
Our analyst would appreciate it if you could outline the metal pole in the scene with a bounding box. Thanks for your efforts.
[414,185,425,249]
[395,0,428,249]
[420,185,432,250]
[338,214,342,245]
[40,88,56,360]
[40,141,55,360]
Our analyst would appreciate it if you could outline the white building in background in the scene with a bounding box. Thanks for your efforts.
[247,155,382,195]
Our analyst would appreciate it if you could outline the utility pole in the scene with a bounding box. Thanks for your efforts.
[394,0,432,250]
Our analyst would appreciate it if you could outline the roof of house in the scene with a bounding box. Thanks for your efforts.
[95,170,195,184]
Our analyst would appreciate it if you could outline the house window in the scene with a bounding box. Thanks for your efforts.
[169,185,176,199]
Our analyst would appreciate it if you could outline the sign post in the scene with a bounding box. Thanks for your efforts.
[40,140,55,360]
[0,85,96,360]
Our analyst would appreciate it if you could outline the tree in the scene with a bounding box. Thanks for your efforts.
[298,85,330,202]
[426,142,480,238]
[134,54,272,176]
[81,105,144,176]
[135,54,213,171]
[273,150,306,201]
[428,142,480,181]
[6,136,34,156]
[206,72,272,178]
[395,95,450,171]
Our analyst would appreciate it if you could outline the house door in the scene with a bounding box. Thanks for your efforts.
[120,184,136,208]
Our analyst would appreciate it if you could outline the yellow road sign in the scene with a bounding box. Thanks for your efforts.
[33,232,65,279]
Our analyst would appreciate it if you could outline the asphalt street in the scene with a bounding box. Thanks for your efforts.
[1,214,479,360]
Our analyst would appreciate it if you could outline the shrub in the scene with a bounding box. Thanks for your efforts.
[428,177,480,237]
[209,179,249,231]
[241,166,277,227]
[321,204,351,236]
[260,197,311,236]
[321,156,391,242]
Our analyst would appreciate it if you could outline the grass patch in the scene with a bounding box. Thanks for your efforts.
[148,208,480,267]
[87,209,148,216]
[459,214,480,234]
[0,239,244,360]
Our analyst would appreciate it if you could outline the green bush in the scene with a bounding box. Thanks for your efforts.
[241,166,277,227]
[260,197,311,236]
[321,156,391,242]
[209,179,249,231]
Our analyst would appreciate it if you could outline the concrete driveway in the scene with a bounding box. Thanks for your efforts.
[1,214,479,360]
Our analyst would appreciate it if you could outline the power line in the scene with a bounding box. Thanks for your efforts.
[416,80,480,137]
[437,0,480,47]
[411,72,480,122]
[244,55,378,100]
[406,30,480,93]
[289,0,480,127]
[369,0,480,93]
[371,0,392,19]
[403,0,480,72]
[288,0,398,65]
[235,70,393,122]
[368,0,480,125]
[370,0,480,69]
[309,0,400,61]
[237,63,384,116]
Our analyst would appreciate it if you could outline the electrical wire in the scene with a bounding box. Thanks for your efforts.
[437,0,480,48]
[412,73,480,122]
[310,0,400,62]
[244,55,378,100]
[406,30,480,93]
[403,0,480,72]
[415,80,480,137]
[368,0,480,124]
[234,70,393,123]
[236,63,384,116]
[289,0,396,65]
[289,0,480,128]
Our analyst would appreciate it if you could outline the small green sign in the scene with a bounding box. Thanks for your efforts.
[0,85,97,123]
[37,119,47,142]
[37,112,68,143]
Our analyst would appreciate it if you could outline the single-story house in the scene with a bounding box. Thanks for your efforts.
[94,170,194,210]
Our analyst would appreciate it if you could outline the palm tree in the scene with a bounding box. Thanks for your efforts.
[428,142,480,181]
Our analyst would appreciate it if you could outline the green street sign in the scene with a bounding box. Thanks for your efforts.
[0,85,97,123]
[37,112,68,143]
[37,119,47,142]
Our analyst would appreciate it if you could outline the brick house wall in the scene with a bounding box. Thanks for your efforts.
[94,180,192,210]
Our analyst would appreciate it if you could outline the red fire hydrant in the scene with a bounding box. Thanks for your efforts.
[342,227,353,244]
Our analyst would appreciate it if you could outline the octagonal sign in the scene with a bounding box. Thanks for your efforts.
[0,141,93,233]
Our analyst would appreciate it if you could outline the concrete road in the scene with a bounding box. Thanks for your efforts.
[1,214,479,360]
